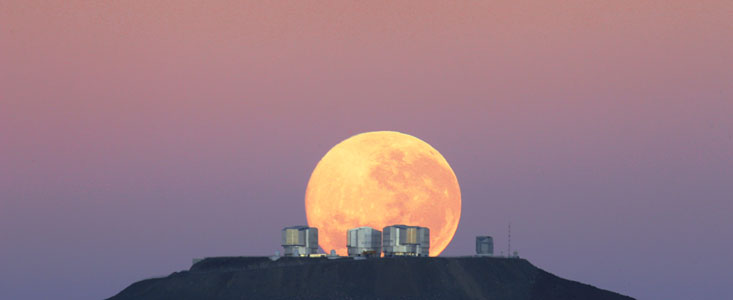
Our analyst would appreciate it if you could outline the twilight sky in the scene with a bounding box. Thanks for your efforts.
[1,1,732,299]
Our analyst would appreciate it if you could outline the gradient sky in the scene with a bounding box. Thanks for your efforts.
[1,1,732,299]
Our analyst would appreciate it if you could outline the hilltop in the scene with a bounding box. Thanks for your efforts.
[108,256,634,300]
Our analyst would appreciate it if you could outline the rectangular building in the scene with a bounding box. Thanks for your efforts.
[281,226,319,257]
[347,227,382,258]
[476,236,494,256]
[382,225,430,257]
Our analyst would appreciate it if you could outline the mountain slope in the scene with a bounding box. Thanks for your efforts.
[108,256,634,300]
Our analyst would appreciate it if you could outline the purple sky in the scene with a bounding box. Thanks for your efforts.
[1,1,732,299]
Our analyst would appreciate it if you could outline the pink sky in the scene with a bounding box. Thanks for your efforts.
[2,1,732,299]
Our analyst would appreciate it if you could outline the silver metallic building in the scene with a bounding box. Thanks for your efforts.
[347,227,382,258]
[281,226,319,257]
[476,236,494,256]
[382,225,430,257]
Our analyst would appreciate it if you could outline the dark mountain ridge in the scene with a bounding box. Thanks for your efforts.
[108,256,634,300]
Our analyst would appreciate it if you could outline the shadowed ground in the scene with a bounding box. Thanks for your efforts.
[108,257,634,300]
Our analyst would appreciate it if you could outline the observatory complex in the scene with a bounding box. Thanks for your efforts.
[281,224,431,257]
[278,225,505,259]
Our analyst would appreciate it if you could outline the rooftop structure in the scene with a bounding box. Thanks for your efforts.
[382,225,430,257]
[347,227,382,258]
[476,236,494,256]
[281,226,319,257]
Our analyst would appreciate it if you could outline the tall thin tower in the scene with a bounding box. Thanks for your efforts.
[507,222,511,257]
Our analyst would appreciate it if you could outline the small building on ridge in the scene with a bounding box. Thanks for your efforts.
[281,226,319,257]
[382,225,429,257]
[347,227,382,258]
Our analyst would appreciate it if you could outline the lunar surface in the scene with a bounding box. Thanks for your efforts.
[305,131,461,256]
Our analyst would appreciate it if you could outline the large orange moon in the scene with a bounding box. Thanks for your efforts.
[305,131,461,256]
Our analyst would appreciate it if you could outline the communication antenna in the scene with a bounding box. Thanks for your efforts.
[507,222,511,257]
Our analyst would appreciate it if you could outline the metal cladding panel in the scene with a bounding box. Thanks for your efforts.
[417,227,430,256]
[397,227,407,245]
[347,229,357,247]
[361,228,382,246]
[369,229,382,248]
[406,227,418,244]
[355,230,364,246]
[305,228,319,251]
[382,226,395,254]
[382,226,397,247]
[282,228,304,246]
[419,227,430,247]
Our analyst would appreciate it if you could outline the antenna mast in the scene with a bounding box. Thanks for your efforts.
[507,222,511,257]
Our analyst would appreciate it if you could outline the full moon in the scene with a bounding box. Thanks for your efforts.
[305,131,461,256]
